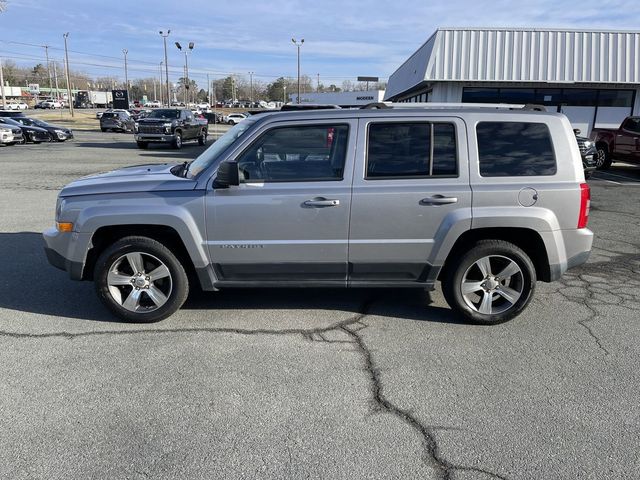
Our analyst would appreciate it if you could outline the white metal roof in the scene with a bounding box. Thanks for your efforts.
[385,27,640,99]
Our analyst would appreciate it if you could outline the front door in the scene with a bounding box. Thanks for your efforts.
[206,119,356,285]
[348,117,471,285]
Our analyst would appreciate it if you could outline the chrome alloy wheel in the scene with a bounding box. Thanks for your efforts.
[460,255,524,315]
[106,252,172,313]
[595,148,607,168]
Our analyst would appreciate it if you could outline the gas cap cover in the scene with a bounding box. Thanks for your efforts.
[518,187,539,207]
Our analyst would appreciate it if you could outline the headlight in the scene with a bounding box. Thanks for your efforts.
[54,129,65,134]
[55,198,66,222]
[583,140,594,148]
[163,122,172,128]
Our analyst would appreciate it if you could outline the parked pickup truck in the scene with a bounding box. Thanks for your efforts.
[134,108,208,149]
[590,116,640,169]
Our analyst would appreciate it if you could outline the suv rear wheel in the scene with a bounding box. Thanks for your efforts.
[94,236,189,322]
[198,130,207,146]
[442,240,536,325]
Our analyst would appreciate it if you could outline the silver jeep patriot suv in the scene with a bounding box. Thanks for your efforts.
[43,103,593,324]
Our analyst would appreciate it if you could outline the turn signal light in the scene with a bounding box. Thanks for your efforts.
[56,222,74,232]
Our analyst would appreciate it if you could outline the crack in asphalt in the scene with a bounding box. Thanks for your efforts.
[0,298,506,479]
[340,320,508,480]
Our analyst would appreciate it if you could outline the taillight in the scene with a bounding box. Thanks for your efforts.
[578,183,590,229]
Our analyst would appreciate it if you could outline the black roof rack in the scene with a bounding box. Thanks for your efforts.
[280,104,342,111]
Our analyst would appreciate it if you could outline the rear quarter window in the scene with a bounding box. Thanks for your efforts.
[476,122,556,177]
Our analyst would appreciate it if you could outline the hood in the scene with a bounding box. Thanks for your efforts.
[60,163,197,197]
[138,117,176,124]
[44,124,72,132]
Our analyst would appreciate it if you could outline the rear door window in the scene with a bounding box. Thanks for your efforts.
[366,122,458,178]
[476,122,556,177]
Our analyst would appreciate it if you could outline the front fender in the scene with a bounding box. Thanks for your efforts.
[74,204,209,268]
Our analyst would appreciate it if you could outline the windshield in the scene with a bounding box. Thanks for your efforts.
[187,119,257,178]
[146,109,180,119]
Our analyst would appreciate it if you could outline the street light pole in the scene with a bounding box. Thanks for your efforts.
[291,38,304,104]
[122,48,129,101]
[62,32,74,117]
[175,41,194,107]
[0,57,6,109]
[249,71,254,103]
[158,61,163,104]
[159,30,170,106]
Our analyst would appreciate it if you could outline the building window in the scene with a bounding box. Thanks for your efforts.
[598,90,634,107]
[476,122,556,177]
[366,122,458,178]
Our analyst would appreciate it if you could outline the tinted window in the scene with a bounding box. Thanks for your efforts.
[236,124,349,182]
[562,89,598,106]
[477,122,556,177]
[367,122,457,178]
[622,117,640,133]
[462,88,500,103]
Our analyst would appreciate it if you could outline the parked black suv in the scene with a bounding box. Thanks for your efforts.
[134,108,208,149]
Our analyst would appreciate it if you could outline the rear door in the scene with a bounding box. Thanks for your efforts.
[348,116,471,285]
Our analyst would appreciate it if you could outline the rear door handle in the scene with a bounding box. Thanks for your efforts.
[420,195,458,206]
[303,198,340,207]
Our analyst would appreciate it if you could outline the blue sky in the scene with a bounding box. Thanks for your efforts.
[1,0,639,87]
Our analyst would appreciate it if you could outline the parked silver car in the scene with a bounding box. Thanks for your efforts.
[44,103,593,324]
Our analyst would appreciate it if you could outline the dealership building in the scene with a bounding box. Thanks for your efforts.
[292,89,386,107]
[385,27,640,134]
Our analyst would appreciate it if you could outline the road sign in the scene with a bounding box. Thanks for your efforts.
[357,76,379,82]
[28,83,40,94]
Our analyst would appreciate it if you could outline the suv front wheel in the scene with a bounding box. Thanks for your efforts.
[94,236,189,322]
[442,240,536,325]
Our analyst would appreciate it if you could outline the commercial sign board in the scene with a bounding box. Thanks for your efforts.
[111,89,129,109]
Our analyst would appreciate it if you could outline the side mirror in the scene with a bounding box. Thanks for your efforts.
[214,161,239,188]
[573,128,581,136]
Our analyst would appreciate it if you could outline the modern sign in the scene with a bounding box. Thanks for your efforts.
[357,76,379,82]
[111,89,129,109]
[28,83,40,94]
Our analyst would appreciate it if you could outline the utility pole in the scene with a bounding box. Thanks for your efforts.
[291,38,304,104]
[249,71,254,103]
[52,62,60,100]
[283,84,287,104]
[207,73,210,106]
[62,32,74,117]
[317,73,320,93]
[122,49,129,100]
[159,30,170,106]
[0,57,6,109]
[43,45,53,98]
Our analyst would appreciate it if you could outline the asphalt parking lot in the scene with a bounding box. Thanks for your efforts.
[1,131,639,479]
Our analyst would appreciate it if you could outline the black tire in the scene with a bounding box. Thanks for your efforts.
[101,128,107,132]
[173,132,182,149]
[595,144,612,170]
[94,236,189,323]
[442,240,536,325]
[584,171,592,179]
[137,141,149,149]
[198,130,207,146]
[227,120,234,125]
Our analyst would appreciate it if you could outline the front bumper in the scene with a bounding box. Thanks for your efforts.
[135,133,176,143]
[42,227,92,280]
[27,131,51,142]
[0,131,23,144]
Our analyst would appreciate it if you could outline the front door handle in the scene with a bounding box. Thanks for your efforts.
[303,198,340,207]
[420,195,458,206]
